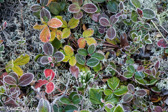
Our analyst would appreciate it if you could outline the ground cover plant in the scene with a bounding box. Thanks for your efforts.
[0,0,168,111]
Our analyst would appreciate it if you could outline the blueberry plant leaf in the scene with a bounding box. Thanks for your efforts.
[83,28,94,38]
[40,26,51,43]
[91,53,104,61]
[82,3,98,13]
[45,82,55,94]
[62,28,71,39]
[78,48,88,56]
[75,54,85,65]
[88,44,96,54]
[54,51,65,62]
[12,65,23,76]
[18,73,34,86]
[86,58,99,67]
[30,4,41,12]
[3,75,17,85]
[106,1,118,13]
[114,85,128,96]
[14,54,30,66]
[68,18,79,29]
[130,0,141,8]
[113,104,124,112]
[68,3,81,13]
[47,18,63,28]
[43,43,54,56]
[37,98,51,112]
[107,27,116,39]
[78,38,86,48]
[143,9,156,19]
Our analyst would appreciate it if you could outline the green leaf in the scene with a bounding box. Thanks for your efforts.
[49,2,61,15]
[135,72,145,79]
[0,45,4,52]
[0,0,4,3]
[104,89,113,96]
[14,54,30,66]
[0,86,5,95]
[78,48,88,56]
[62,28,71,39]
[72,95,80,104]
[12,65,23,76]
[143,9,155,19]
[75,54,85,65]
[92,0,105,3]
[88,44,96,54]
[127,65,135,73]
[130,0,141,8]
[89,88,102,104]
[60,97,71,104]
[114,85,128,96]
[131,10,138,22]
[123,71,133,79]
[107,77,120,90]
[91,53,104,60]
[68,18,79,29]
[51,38,62,49]
[64,105,77,112]
[86,58,99,67]
[93,63,102,72]
[35,54,44,62]
[106,1,118,13]
[5,60,14,73]
[113,104,124,112]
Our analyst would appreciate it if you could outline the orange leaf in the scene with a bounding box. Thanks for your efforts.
[33,23,46,30]
[78,38,86,48]
[40,26,51,43]
[47,18,63,28]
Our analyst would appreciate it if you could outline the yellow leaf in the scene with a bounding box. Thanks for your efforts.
[69,56,76,66]
[64,45,74,56]
[5,60,14,73]
[85,37,97,45]
[14,54,30,66]
[56,30,62,40]
[68,18,79,29]
[12,65,23,76]
[83,28,94,38]
[62,56,70,62]
[50,29,56,41]
[33,24,46,30]
[62,28,71,39]
[40,26,51,43]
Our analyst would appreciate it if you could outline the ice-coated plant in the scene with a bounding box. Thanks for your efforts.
[38,42,64,66]
[33,17,62,42]
[68,0,98,19]
[35,69,56,94]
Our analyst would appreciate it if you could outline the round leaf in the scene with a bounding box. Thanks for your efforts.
[40,8,51,21]
[54,51,65,62]
[75,54,85,65]
[86,58,99,67]
[40,26,51,43]
[43,43,54,55]
[68,3,80,13]
[47,18,63,28]
[40,56,50,65]
[99,17,110,27]
[114,85,128,96]
[78,48,88,56]
[107,77,120,90]
[30,4,41,12]
[18,73,34,86]
[91,53,104,60]
[88,44,96,54]
[106,27,116,39]
[82,3,98,13]
[45,82,55,94]
[3,75,17,85]
[64,45,74,56]
[143,9,155,19]
[123,93,133,103]
[68,18,79,29]
[78,38,86,48]
[130,0,141,8]
[135,89,147,97]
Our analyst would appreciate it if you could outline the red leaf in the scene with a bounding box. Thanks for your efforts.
[155,61,160,70]
[137,65,144,72]
[137,8,143,17]
[35,79,48,89]
[82,3,98,13]
[69,66,79,78]
[91,13,100,22]
[99,17,110,27]
[107,27,116,39]
[18,73,34,86]
[44,69,55,81]
[3,75,17,85]
[157,39,168,48]
[45,82,55,94]
[74,11,83,19]
[144,69,152,75]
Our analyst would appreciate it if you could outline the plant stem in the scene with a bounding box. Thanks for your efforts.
[151,20,168,43]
